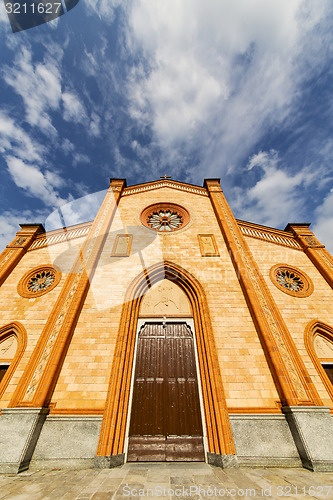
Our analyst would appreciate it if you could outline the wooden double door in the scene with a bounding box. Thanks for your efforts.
[127,322,204,461]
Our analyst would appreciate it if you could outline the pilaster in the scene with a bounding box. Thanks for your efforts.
[11,179,126,409]
[204,179,320,407]
[285,224,333,290]
[0,224,45,287]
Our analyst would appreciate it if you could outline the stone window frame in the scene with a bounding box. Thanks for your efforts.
[17,265,62,299]
[198,234,220,257]
[140,203,191,233]
[304,320,333,404]
[0,322,27,400]
[0,363,10,384]
[111,234,133,257]
[269,264,314,298]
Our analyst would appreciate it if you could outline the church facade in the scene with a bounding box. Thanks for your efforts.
[0,177,333,473]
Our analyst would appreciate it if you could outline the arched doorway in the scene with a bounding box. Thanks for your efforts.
[96,261,235,465]
[127,280,205,461]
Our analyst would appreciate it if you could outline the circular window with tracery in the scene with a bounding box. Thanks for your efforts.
[140,203,190,232]
[17,265,61,298]
[270,264,313,298]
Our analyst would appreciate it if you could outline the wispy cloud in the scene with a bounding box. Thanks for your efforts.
[72,152,90,167]
[6,156,66,207]
[62,91,87,124]
[241,150,317,227]
[82,0,122,21]
[122,0,332,177]
[45,190,107,230]
[0,111,44,162]
[0,0,332,254]
[3,45,62,135]
[89,112,101,137]
[0,208,48,251]
[313,190,333,251]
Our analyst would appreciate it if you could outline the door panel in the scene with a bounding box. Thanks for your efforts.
[128,322,204,461]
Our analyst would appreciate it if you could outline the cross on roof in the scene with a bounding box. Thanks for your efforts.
[160,174,171,180]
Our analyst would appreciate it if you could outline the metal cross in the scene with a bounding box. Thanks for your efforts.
[160,174,171,180]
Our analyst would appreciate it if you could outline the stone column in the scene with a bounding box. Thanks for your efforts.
[205,179,333,471]
[285,223,333,290]
[0,224,45,288]
[11,179,126,409]
[204,179,319,407]
[282,224,333,471]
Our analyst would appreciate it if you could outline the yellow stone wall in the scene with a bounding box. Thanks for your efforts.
[1,184,333,413]
[51,187,279,411]
[0,237,86,408]
[246,236,333,408]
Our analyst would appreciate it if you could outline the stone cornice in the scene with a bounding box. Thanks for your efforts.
[28,221,93,251]
[237,220,302,250]
[122,179,209,197]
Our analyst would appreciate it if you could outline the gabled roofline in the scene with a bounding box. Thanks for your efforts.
[122,178,209,197]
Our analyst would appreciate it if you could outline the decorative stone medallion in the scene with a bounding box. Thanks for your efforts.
[140,203,190,232]
[270,264,314,297]
[17,265,61,298]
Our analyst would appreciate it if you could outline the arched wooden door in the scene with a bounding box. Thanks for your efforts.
[127,322,204,461]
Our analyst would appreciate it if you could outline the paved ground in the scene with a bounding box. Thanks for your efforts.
[0,463,333,500]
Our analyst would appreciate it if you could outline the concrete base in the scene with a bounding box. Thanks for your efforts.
[0,407,49,474]
[94,454,125,468]
[31,458,96,469]
[31,414,102,469]
[207,452,239,468]
[229,413,302,468]
[283,406,333,472]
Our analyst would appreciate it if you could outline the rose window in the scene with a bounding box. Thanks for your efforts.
[270,265,313,298]
[141,203,190,232]
[17,266,61,298]
[147,210,183,231]
[276,269,305,292]
[27,269,56,293]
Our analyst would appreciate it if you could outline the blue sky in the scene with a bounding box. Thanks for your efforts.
[0,0,333,252]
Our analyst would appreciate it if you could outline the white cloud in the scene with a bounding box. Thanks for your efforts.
[313,190,333,253]
[130,55,224,148]
[62,91,87,123]
[6,156,66,207]
[0,3,9,26]
[0,208,48,254]
[124,0,331,174]
[0,111,70,208]
[89,112,101,137]
[61,138,75,155]
[72,152,90,166]
[242,150,317,227]
[45,189,107,230]
[0,111,43,162]
[3,46,62,135]
[82,0,122,21]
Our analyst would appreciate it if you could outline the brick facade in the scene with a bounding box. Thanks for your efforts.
[0,178,333,472]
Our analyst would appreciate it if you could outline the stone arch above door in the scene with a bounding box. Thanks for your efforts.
[140,279,192,317]
[0,322,27,401]
[305,320,333,403]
